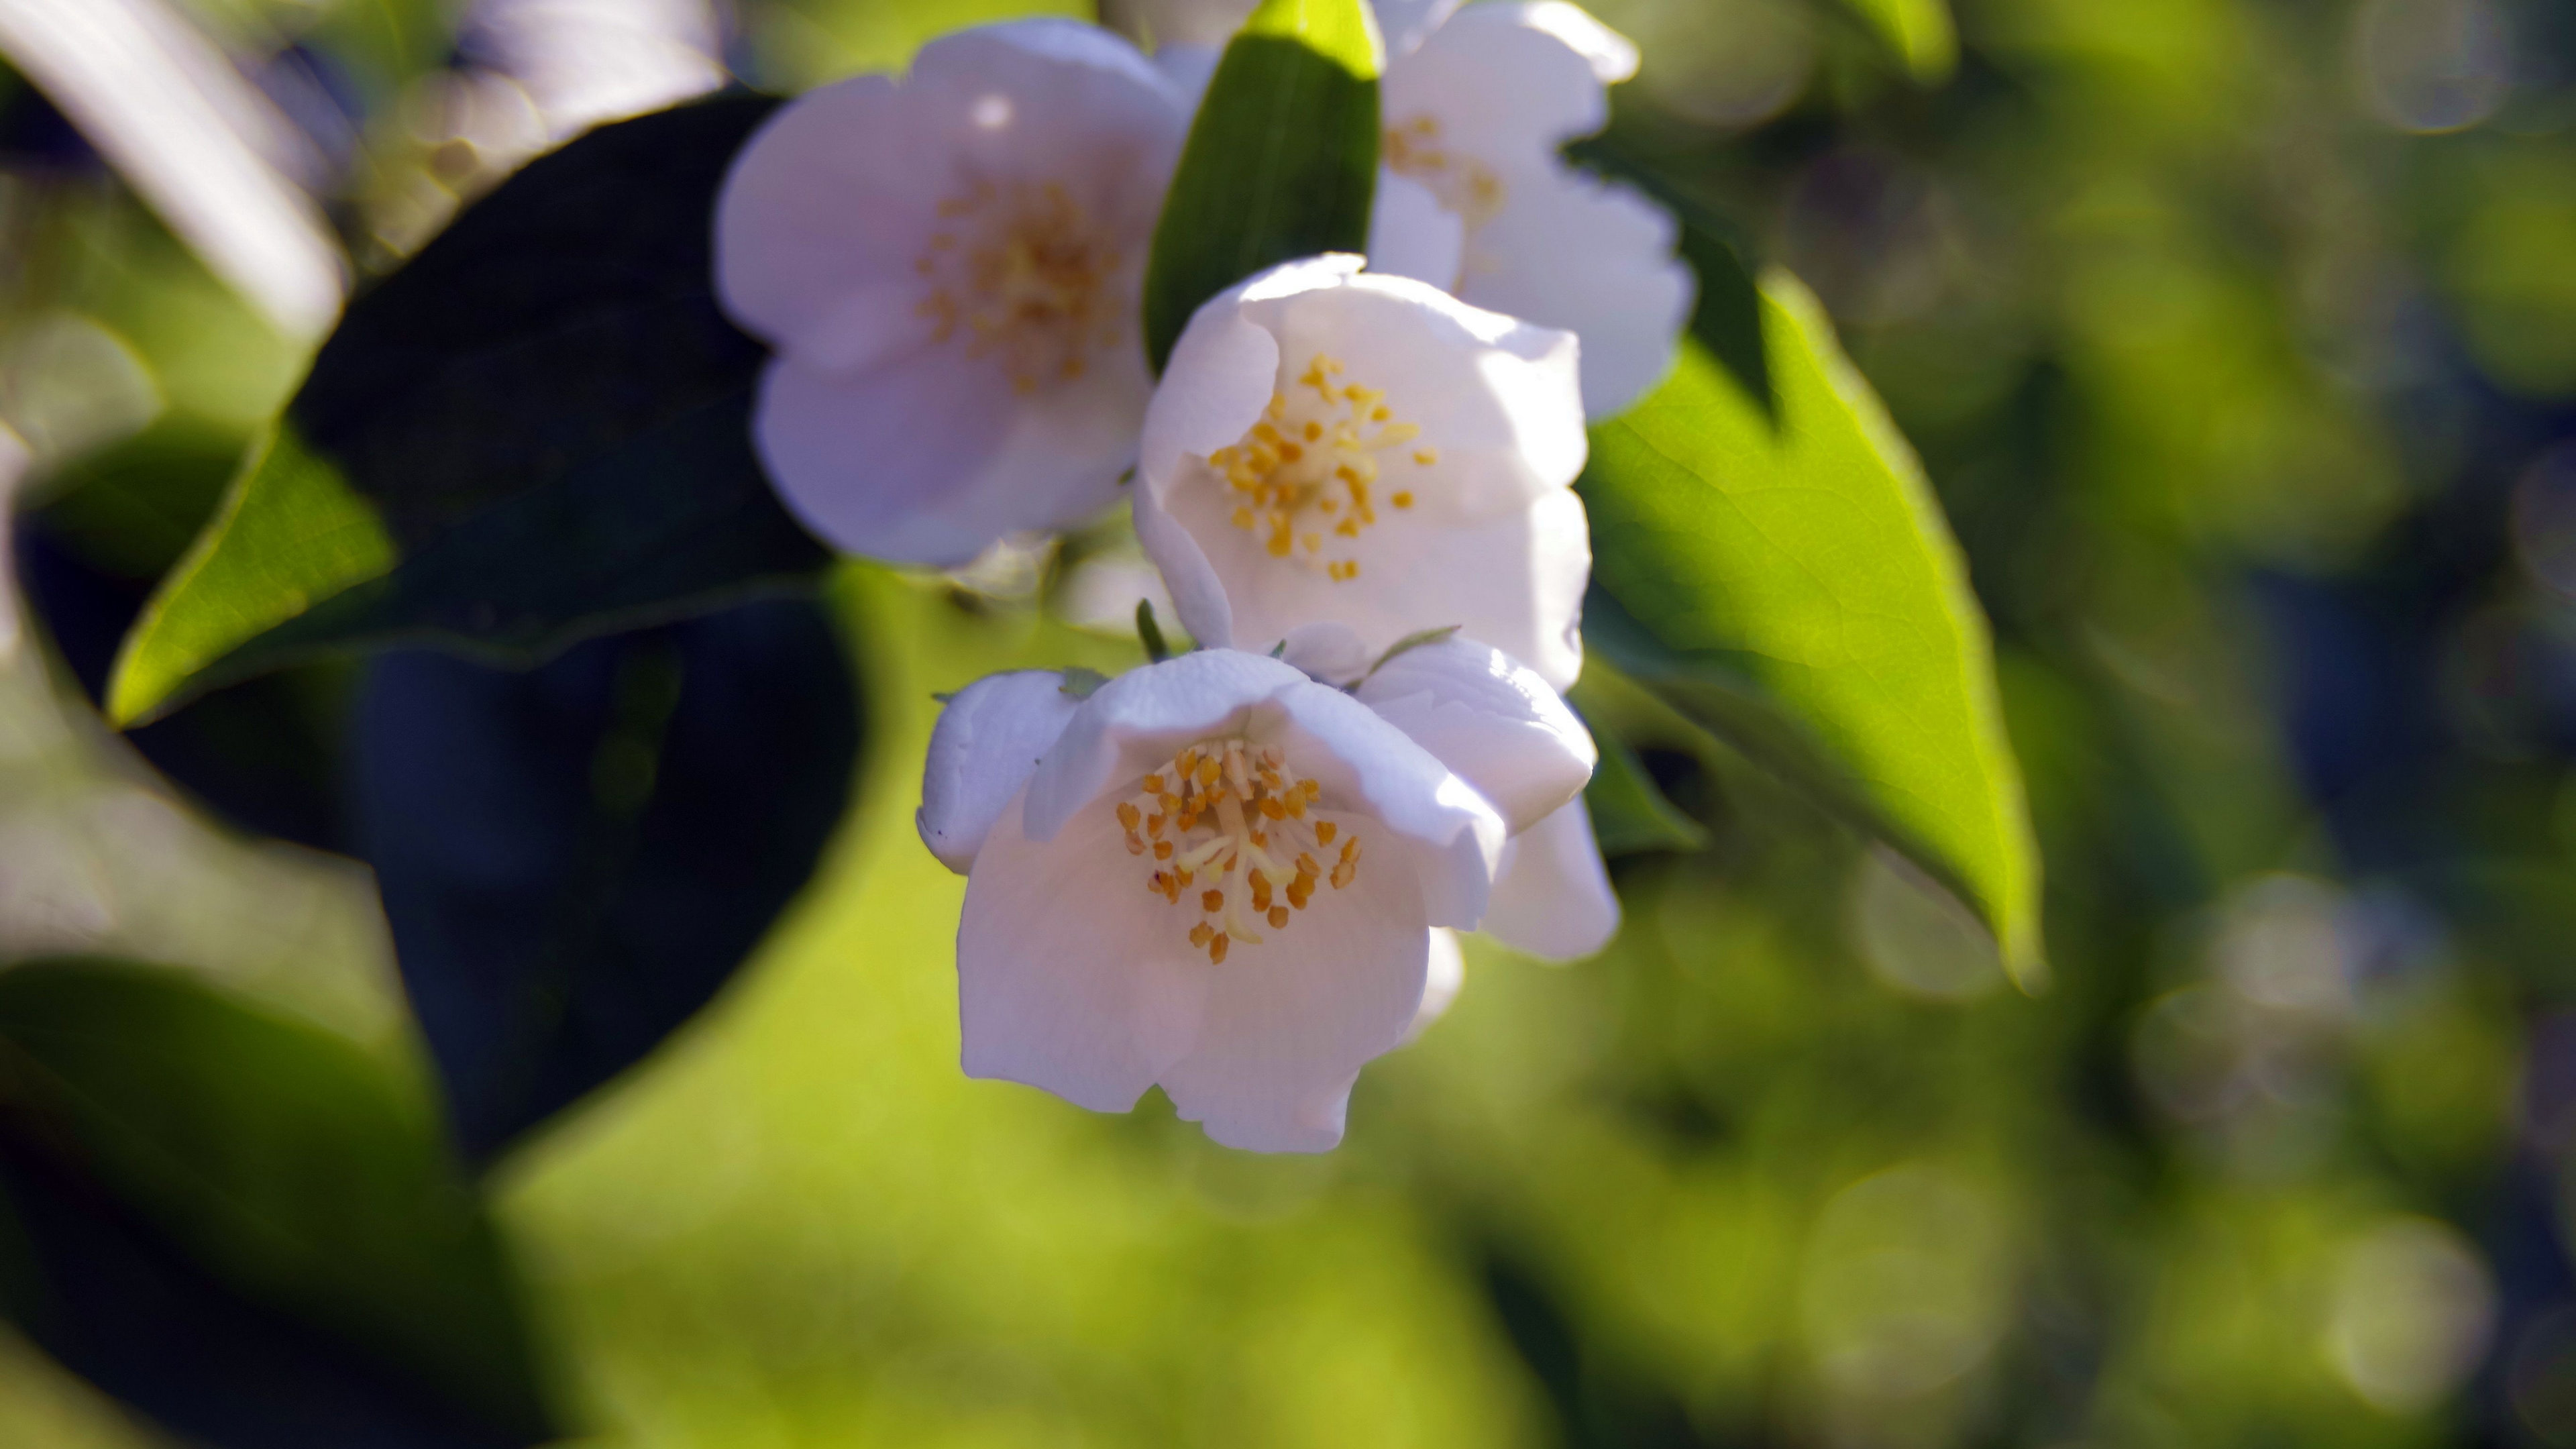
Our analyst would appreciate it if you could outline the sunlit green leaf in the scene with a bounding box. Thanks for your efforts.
[1578,272,2042,983]
[0,960,557,1446]
[106,95,828,727]
[1140,0,1379,372]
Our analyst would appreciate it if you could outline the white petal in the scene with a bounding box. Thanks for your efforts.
[1480,800,1619,960]
[1022,649,1311,837]
[1382,0,1619,162]
[1458,166,1693,417]
[718,23,1183,363]
[1024,650,1504,926]
[1269,680,1503,929]
[1235,272,1587,508]
[919,670,1085,873]
[1401,926,1464,1043]
[1137,268,1287,489]
[958,787,1212,1111]
[1353,635,1595,834]
[1277,621,1375,686]
[908,19,1189,191]
[1157,834,1430,1150]
[1163,478,1592,692]
[714,71,937,360]
[754,346,1146,566]
[1151,38,1224,107]
[1371,0,1465,61]
[1365,169,1466,292]
[1132,483,1235,649]
[1513,1,1639,83]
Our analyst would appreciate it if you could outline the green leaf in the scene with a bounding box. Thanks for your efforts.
[1835,0,1956,82]
[0,960,557,1445]
[1577,273,2043,984]
[1140,0,1379,372]
[106,95,829,727]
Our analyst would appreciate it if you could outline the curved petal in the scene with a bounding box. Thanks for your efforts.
[755,347,1144,566]
[1381,0,1620,161]
[1366,169,1465,291]
[1503,1,1638,83]
[1133,484,1235,649]
[919,670,1086,872]
[1138,274,1283,497]
[1152,38,1224,106]
[1237,271,1586,507]
[958,786,1211,1110]
[1373,0,1466,61]
[1269,680,1504,928]
[1401,926,1464,1043]
[1023,649,1313,839]
[1157,841,1428,1151]
[714,72,941,357]
[1163,478,1593,691]
[1480,799,1619,961]
[1459,165,1692,418]
[1026,649,1504,924]
[1277,620,1375,686]
[1354,635,1595,834]
[909,19,1189,225]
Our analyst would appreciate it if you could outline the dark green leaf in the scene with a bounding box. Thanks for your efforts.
[1581,724,1709,857]
[1578,274,2043,984]
[0,960,558,1447]
[1140,0,1379,372]
[107,95,829,727]
[349,597,861,1164]
[14,515,356,853]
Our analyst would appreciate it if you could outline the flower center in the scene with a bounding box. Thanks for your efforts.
[1204,354,1436,583]
[1118,737,1362,965]
[914,178,1123,394]
[1383,114,1507,233]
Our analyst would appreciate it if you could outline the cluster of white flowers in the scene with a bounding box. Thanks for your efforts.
[714,0,1688,1150]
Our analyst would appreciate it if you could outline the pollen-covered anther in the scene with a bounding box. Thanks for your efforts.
[1205,353,1438,583]
[913,177,1124,394]
[1126,737,1354,963]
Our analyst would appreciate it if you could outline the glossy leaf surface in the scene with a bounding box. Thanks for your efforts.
[1578,274,2042,983]
[108,95,828,727]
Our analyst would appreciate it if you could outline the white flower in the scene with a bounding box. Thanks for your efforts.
[1134,254,1593,692]
[1368,1,1691,417]
[1141,0,1691,417]
[714,20,1188,566]
[919,639,1593,1150]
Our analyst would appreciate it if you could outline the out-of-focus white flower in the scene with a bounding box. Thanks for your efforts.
[1140,0,1690,417]
[462,0,726,140]
[1134,254,1591,692]
[919,641,1591,1150]
[0,0,345,339]
[715,21,1189,567]
[1368,1,1690,417]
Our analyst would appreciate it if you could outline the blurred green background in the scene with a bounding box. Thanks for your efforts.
[5,0,2575,1444]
